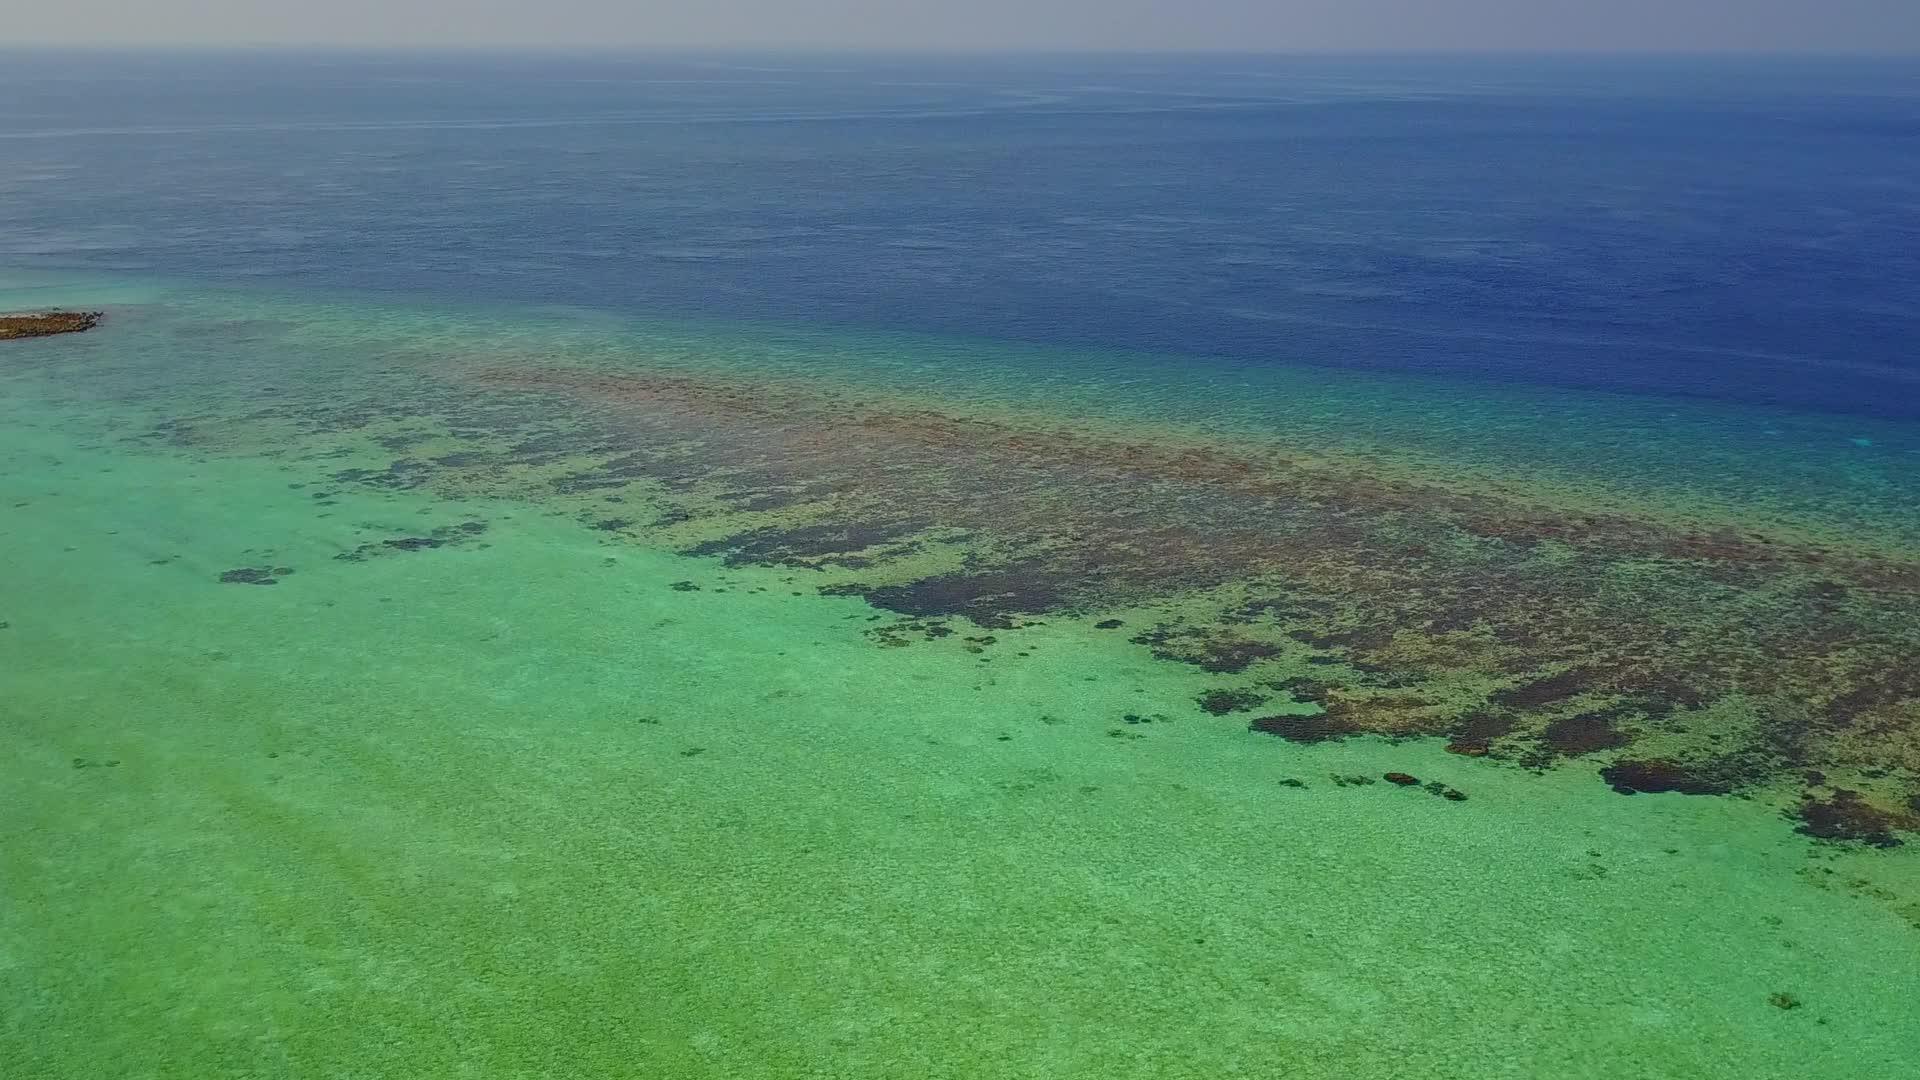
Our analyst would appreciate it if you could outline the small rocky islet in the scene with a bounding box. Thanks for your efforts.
[0,311,102,340]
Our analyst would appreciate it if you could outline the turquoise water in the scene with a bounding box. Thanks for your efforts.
[9,271,1917,541]
[5,51,1920,1078]
[4,273,1919,1077]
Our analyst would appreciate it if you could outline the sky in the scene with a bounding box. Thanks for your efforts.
[2,0,1918,52]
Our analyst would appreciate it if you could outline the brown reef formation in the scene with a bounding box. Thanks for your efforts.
[449,364,1920,845]
[0,311,101,340]
[104,353,1920,849]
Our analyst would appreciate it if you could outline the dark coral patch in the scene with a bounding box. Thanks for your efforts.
[1445,713,1515,756]
[1794,790,1904,848]
[331,458,436,491]
[218,567,280,586]
[1249,712,1360,743]
[858,569,1062,630]
[336,522,487,562]
[1197,688,1270,715]
[685,521,923,570]
[1600,758,1732,796]
[1492,670,1590,709]
[1542,712,1631,756]
[375,431,432,451]
[1270,676,1337,706]
[1133,626,1283,674]
[865,618,956,647]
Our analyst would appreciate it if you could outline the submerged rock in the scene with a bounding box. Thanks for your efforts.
[0,311,101,340]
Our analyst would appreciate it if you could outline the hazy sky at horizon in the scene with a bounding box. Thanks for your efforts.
[3,1,1919,52]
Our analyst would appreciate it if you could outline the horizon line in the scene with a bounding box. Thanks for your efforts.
[3,43,1919,59]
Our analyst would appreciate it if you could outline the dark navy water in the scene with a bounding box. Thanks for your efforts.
[3,50,1918,417]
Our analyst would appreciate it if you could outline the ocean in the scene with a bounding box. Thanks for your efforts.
[2,49,1918,1077]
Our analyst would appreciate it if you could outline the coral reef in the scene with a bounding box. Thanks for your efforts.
[76,350,1920,848]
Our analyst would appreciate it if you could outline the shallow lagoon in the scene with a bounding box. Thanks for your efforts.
[3,275,1918,1076]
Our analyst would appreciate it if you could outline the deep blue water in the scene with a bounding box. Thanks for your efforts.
[2,50,1918,417]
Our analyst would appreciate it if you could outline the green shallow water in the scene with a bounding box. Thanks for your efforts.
[4,274,1920,1077]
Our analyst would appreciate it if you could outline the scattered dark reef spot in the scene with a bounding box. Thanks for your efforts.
[219,567,283,586]
[865,619,956,647]
[334,521,487,562]
[1094,618,1125,629]
[684,521,924,570]
[1270,676,1337,706]
[1285,626,1388,653]
[331,458,436,491]
[550,474,629,495]
[1384,772,1419,786]
[1134,625,1283,673]
[1769,992,1803,1011]
[376,431,432,451]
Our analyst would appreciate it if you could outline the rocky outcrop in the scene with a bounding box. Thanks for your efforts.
[0,311,102,340]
